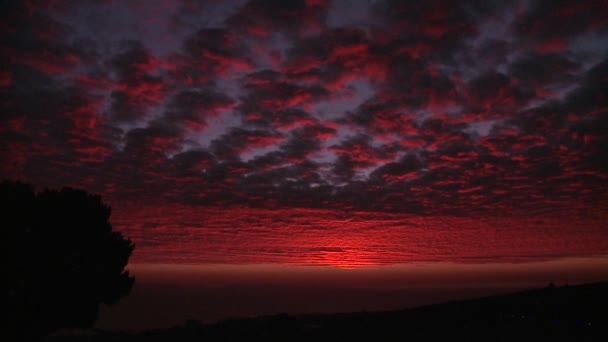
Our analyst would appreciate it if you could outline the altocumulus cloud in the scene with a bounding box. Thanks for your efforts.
[1,0,607,265]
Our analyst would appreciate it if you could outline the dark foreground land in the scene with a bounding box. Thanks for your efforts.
[46,282,607,341]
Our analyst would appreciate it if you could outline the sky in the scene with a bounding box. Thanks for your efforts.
[1,0,608,329]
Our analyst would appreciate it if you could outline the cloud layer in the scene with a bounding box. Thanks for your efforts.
[1,0,607,265]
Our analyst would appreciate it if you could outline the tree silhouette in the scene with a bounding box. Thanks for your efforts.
[1,180,135,340]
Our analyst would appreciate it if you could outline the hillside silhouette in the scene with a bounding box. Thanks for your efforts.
[44,282,607,341]
[1,181,135,341]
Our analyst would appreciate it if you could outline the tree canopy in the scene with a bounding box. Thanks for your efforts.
[1,180,135,340]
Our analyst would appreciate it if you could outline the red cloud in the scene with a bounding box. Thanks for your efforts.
[111,205,608,266]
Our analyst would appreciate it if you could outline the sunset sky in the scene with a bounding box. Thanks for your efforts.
[2,0,608,329]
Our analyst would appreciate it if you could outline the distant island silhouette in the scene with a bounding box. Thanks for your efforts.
[45,281,607,341]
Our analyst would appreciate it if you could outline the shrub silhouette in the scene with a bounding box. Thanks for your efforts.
[1,180,135,340]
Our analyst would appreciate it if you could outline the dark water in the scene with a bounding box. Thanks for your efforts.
[96,260,608,331]
[97,283,521,331]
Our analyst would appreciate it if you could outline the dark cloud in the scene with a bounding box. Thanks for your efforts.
[210,128,285,160]
[509,53,578,85]
[248,108,317,128]
[123,121,182,156]
[174,27,253,84]
[170,149,214,173]
[109,41,158,81]
[512,0,608,52]
[240,71,331,111]
[330,154,356,183]
[329,134,397,168]
[107,41,166,122]
[108,91,144,123]
[369,154,424,183]
[279,125,333,162]
[227,0,330,36]
[476,39,512,65]
[466,71,533,115]
[0,2,83,74]
[165,89,234,129]
[372,0,506,57]
[283,27,371,84]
